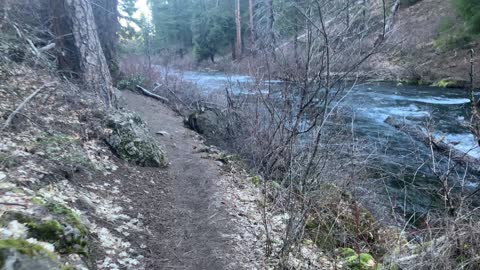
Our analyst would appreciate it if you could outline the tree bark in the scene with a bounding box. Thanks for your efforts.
[249,0,255,49]
[92,0,120,80]
[267,0,275,46]
[50,0,115,107]
[235,0,242,59]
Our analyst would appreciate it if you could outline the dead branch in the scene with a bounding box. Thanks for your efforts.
[0,202,28,208]
[1,83,56,131]
[38,43,56,52]
[136,85,169,103]
[158,83,190,109]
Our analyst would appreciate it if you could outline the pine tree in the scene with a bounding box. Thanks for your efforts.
[119,0,139,40]
[455,0,480,34]
[192,1,235,62]
[150,0,193,56]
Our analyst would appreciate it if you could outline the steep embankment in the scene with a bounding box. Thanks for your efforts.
[367,0,480,86]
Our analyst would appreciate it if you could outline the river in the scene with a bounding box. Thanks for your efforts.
[180,71,480,222]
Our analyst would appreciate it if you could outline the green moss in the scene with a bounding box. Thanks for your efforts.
[271,181,281,189]
[0,209,88,256]
[341,248,357,257]
[45,201,89,256]
[0,239,61,269]
[0,239,55,258]
[27,220,64,243]
[45,201,88,236]
[31,196,46,205]
[0,211,35,226]
[346,253,376,269]
[432,79,457,88]
[106,113,167,167]
[340,248,377,270]
[43,202,89,256]
[251,176,261,187]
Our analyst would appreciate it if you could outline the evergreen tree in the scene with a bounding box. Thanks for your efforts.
[119,0,139,40]
[150,0,193,56]
[192,3,235,62]
[454,0,480,34]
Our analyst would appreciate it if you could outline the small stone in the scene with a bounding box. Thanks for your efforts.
[0,171,6,181]
[76,195,95,211]
[156,131,170,136]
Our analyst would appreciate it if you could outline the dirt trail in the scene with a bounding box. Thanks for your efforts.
[119,90,258,270]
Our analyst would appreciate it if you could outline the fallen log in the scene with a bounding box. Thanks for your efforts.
[385,116,480,172]
[136,85,169,103]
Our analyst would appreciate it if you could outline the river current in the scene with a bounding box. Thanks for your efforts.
[180,71,479,221]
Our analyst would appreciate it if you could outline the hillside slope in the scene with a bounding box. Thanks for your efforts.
[367,0,480,86]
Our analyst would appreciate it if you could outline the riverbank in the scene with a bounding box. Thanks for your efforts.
[0,56,343,269]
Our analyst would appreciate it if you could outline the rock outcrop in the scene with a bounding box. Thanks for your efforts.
[0,239,62,270]
[185,108,233,147]
[106,112,167,167]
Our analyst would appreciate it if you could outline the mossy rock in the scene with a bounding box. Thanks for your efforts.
[340,248,378,270]
[0,239,61,270]
[106,112,167,167]
[185,109,231,146]
[1,206,89,256]
[186,110,224,135]
[431,78,467,88]
[251,176,261,187]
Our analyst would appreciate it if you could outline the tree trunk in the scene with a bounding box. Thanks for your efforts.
[92,0,119,80]
[235,0,242,59]
[0,0,9,29]
[267,0,275,46]
[50,0,115,107]
[249,0,255,50]
[385,116,480,173]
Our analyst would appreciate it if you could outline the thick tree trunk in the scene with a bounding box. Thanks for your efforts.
[235,0,242,59]
[92,0,119,80]
[51,0,115,107]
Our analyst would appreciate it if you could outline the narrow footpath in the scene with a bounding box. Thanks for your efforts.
[118,90,265,269]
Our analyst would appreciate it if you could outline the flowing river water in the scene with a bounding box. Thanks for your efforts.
[180,71,480,222]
